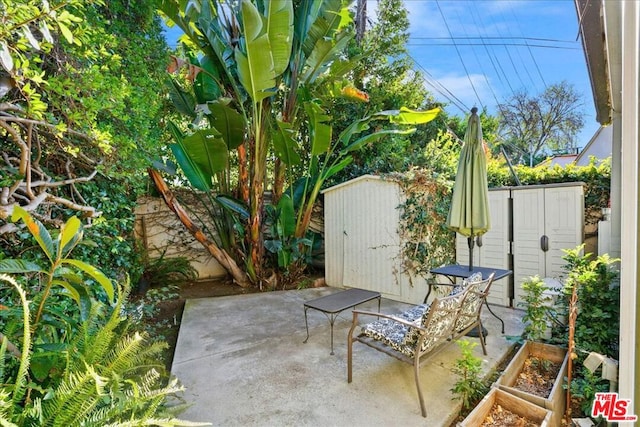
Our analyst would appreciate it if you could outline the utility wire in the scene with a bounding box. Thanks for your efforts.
[405,43,579,49]
[410,54,470,114]
[434,0,482,109]
[508,6,548,89]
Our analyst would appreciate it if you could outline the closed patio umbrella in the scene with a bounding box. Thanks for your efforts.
[446,107,491,270]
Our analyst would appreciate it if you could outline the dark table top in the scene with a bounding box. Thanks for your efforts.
[303,288,381,313]
[429,265,512,281]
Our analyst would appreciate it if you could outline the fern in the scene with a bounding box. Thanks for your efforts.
[0,210,205,426]
[0,275,31,424]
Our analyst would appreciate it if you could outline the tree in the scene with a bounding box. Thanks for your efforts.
[497,81,585,166]
[335,0,442,180]
[0,0,168,234]
[157,0,439,288]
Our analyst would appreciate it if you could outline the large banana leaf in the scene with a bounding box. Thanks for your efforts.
[168,124,211,191]
[206,100,245,149]
[182,129,228,177]
[167,78,197,118]
[302,32,351,84]
[273,120,301,165]
[266,0,293,76]
[235,0,276,102]
[293,0,323,49]
[302,0,349,57]
[375,107,442,125]
[305,102,332,155]
[194,55,222,103]
[341,128,416,154]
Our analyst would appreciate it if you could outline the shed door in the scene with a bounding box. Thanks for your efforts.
[512,188,546,306]
[342,181,402,297]
[544,186,584,279]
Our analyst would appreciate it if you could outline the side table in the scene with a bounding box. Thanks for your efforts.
[303,288,381,355]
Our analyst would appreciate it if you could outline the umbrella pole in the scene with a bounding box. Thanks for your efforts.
[467,236,475,271]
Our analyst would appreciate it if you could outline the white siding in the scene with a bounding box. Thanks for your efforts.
[456,189,511,306]
[512,184,584,307]
[323,175,430,304]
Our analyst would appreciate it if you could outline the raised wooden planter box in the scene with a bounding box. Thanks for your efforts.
[459,388,552,426]
[494,341,568,427]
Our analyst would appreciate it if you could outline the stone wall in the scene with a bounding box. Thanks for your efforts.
[134,195,227,280]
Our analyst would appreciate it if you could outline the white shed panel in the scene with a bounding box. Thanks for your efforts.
[323,175,429,304]
[456,188,511,306]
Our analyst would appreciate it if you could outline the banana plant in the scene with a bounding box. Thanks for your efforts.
[158,0,440,286]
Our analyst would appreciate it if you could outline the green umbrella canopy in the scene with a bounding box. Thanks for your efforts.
[446,107,491,239]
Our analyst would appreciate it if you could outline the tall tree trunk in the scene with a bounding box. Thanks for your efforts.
[148,168,252,288]
[237,143,250,203]
[272,158,284,205]
[355,0,367,45]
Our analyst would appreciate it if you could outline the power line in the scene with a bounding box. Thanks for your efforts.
[434,0,483,108]
[410,54,470,114]
[410,36,577,44]
[406,42,579,50]
[508,6,548,89]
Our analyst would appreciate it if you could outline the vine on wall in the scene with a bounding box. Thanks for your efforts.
[392,169,456,279]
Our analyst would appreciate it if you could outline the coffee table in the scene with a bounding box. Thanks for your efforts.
[303,288,381,355]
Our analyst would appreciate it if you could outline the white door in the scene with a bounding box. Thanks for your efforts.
[544,186,584,280]
[512,185,584,307]
[342,181,402,297]
[512,188,546,307]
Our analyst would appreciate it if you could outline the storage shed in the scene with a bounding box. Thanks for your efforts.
[323,175,434,304]
[324,174,585,307]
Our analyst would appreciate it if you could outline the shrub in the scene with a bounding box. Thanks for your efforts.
[0,208,203,426]
[450,340,488,411]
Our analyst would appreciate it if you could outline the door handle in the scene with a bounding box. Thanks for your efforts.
[541,235,549,252]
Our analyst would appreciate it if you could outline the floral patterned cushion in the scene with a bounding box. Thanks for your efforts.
[361,304,430,357]
[361,292,465,358]
[454,276,491,332]
[411,292,465,354]
[448,271,484,296]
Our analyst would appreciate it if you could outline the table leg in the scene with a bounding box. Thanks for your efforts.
[484,300,505,333]
[329,313,337,355]
[303,305,310,344]
[423,286,432,304]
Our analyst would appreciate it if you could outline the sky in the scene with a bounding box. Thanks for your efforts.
[164,0,599,150]
[382,0,599,149]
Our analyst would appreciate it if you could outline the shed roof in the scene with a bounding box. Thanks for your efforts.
[321,174,394,194]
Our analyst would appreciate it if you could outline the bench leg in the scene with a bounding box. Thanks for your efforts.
[477,321,487,355]
[347,315,359,383]
[414,355,427,417]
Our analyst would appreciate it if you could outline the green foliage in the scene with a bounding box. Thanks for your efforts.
[334,0,443,182]
[396,170,455,278]
[519,276,554,342]
[136,249,197,294]
[1,206,114,326]
[487,157,611,227]
[568,365,610,418]
[560,246,620,359]
[160,0,440,286]
[450,340,488,411]
[0,209,203,426]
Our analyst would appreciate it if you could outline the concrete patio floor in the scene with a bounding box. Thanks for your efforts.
[171,287,525,426]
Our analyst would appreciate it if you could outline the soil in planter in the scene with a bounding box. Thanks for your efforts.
[513,356,562,398]
[481,404,541,427]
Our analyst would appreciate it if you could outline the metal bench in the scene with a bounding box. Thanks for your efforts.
[347,273,495,417]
